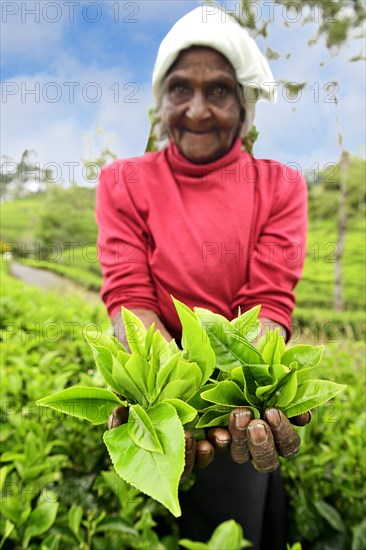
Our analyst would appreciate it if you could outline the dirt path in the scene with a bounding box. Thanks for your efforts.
[9,262,100,302]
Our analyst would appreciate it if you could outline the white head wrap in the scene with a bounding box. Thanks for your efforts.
[151,5,277,142]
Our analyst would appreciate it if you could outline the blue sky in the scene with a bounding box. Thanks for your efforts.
[1,0,365,187]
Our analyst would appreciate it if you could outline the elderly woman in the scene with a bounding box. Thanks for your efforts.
[96,6,309,550]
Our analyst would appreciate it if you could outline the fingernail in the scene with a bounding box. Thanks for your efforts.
[266,408,281,428]
[247,424,267,444]
[234,410,252,429]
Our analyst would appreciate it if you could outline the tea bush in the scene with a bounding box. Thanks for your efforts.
[1,263,365,549]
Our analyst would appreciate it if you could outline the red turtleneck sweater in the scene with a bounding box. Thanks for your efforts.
[96,138,307,338]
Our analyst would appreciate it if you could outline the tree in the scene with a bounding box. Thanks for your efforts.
[0,150,53,201]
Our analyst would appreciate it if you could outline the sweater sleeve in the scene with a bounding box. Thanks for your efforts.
[96,162,160,319]
[232,166,308,335]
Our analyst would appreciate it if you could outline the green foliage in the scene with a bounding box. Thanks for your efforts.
[37,302,215,517]
[308,156,366,220]
[1,261,364,547]
[295,217,365,320]
[0,264,179,548]
[0,193,47,244]
[35,184,97,249]
[190,309,345,422]
[36,299,346,519]
[237,0,365,50]
[0,150,51,201]
[282,340,366,549]
[180,519,252,549]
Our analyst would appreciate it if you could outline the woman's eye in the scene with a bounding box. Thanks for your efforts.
[213,86,226,96]
[171,83,188,95]
[206,84,230,101]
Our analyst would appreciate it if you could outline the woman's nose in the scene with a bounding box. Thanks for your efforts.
[186,91,211,121]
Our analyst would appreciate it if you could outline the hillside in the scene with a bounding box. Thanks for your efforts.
[0,193,47,244]
[1,187,365,339]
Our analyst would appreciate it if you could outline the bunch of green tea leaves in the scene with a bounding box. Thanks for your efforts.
[37,298,215,517]
[187,306,346,428]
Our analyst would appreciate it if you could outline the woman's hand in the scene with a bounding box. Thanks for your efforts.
[206,407,311,473]
[107,405,310,478]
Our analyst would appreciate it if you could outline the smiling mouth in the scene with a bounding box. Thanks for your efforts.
[185,129,213,135]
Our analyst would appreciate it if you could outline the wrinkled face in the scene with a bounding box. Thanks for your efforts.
[160,47,243,164]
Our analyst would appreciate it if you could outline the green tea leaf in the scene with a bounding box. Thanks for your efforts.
[261,329,283,366]
[85,330,118,355]
[104,402,184,517]
[296,366,318,385]
[245,364,272,385]
[283,380,346,417]
[124,355,151,402]
[268,370,298,408]
[22,501,59,548]
[122,307,147,355]
[173,297,215,385]
[180,519,251,549]
[175,359,202,388]
[255,380,278,399]
[158,378,198,402]
[281,345,324,369]
[110,335,130,354]
[208,519,250,549]
[95,517,138,536]
[156,353,180,389]
[0,520,14,550]
[314,500,346,534]
[201,381,247,407]
[127,404,163,453]
[196,410,232,428]
[161,399,197,425]
[241,367,261,407]
[68,504,83,542]
[144,322,155,359]
[37,387,123,424]
[101,470,140,508]
[229,366,246,390]
[195,308,263,372]
[116,349,132,367]
[151,330,173,371]
[179,541,208,550]
[187,384,217,411]
[270,363,290,384]
[40,534,61,550]
[112,355,148,406]
[87,343,124,394]
[230,305,261,340]
[352,518,366,550]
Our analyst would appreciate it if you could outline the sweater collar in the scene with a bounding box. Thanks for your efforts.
[165,138,243,183]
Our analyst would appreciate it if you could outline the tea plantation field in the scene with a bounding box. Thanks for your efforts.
[1,260,365,549]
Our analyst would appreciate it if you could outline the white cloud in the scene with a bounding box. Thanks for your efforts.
[1,2,68,60]
[2,57,153,186]
[2,0,364,192]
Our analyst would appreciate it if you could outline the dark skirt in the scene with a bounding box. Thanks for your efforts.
[178,451,287,550]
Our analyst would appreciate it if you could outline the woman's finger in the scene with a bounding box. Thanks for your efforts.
[195,439,215,469]
[207,427,231,451]
[264,408,301,458]
[228,408,252,463]
[247,420,280,472]
[107,405,129,429]
[289,410,312,426]
[180,432,197,482]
